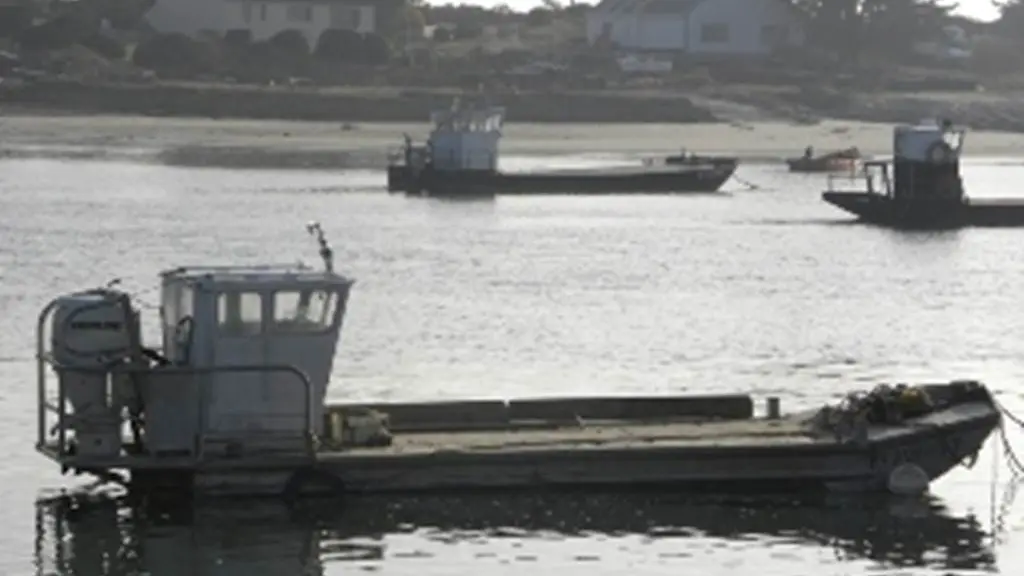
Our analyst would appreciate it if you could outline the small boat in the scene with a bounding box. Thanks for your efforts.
[823,119,1024,228]
[787,147,861,173]
[33,225,1001,498]
[387,98,735,197]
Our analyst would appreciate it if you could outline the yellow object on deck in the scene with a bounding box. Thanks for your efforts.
[898,387,934,412]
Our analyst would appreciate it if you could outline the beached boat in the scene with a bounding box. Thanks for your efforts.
[33,225,1000,497]
[787,147,860,173]
[386,98,735,197]
[823,119,1024,228]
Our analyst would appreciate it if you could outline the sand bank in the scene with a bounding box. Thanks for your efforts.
[2,114,1023,170]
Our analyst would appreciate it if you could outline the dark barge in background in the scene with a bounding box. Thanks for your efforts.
[823,119,1024,228]
[386,98,737,198]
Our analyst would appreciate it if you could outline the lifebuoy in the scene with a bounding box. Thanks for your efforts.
[926,141,954,164]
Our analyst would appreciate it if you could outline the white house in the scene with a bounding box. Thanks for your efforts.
[586,0,805,55]
[146,0,377,46]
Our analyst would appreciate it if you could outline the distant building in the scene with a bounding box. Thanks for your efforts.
[912,24,973,61]
[146,0,383,45]
[585,0,805,55]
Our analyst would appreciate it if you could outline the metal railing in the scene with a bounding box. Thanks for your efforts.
[826,174,867,194]
[826,162,892,197]
[36,294,317,468]
[37,360,317,466]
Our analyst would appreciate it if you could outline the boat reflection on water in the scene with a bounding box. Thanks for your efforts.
[33,490,996,575]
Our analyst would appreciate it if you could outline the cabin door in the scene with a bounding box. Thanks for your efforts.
[264,288,345,433]
[207,290,270,435]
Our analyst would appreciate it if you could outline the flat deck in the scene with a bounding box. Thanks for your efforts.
[320,396,997,463]
[332,413,825,458]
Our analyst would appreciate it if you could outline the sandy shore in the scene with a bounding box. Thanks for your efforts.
[2,114,1023,170]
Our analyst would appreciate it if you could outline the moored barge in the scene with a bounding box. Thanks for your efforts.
[34,227,1001,497]
[823,119,1024,228]
[386,99,736,198]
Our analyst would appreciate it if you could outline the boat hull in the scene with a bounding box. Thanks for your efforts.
[823,191,1024,228]
[386,165,410,192]
[143,403,997,498]
[388,165,736,197]
[96,382,1000,498]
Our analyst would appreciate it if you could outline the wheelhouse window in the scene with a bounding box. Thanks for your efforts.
[161,284,194,332]
[273,290,338,333]
[179,286,194,319]
[217,292,264,336]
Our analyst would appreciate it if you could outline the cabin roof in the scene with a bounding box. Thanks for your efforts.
[161,265,352,288]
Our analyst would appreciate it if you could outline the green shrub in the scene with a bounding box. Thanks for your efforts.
[315,28,363,62]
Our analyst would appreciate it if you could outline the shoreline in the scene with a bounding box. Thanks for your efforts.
[2,114,1023,172]
[6,80,1024,132]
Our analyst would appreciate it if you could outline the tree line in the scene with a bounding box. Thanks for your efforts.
[784,0,959,59]
[995,0,1024,30]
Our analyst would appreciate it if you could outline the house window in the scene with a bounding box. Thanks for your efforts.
[217,292,264,336]
[242,1,252,23]
[700,23,728,44]
[351,7,361,30]
[259,4,267,21]
[760,24,784,46]
[287,3,313,23]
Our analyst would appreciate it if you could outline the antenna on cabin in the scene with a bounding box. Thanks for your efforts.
[305,221,334,273]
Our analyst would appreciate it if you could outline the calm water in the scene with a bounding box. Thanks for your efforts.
[4,155,1024,575]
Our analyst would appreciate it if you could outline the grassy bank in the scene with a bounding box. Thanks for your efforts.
[0,80,720,124]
